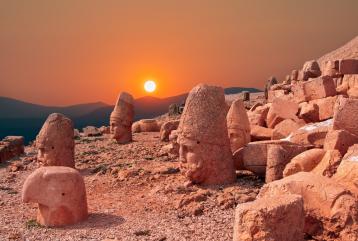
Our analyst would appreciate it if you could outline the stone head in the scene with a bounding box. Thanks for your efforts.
[36,113,74,167]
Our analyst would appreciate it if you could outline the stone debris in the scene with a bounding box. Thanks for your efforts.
[283,148,326,177]
[233,194,304,241]
[22,166,88,227]
[83,126,102,137]
[0,136,24,163]
[258,172,358,240]
[160,120,179,142]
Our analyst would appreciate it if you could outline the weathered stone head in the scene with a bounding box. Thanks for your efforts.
[22,166,88,227]
[177,84,236,185]
[110,92,134,143]
[227,100,251,152]
[36,113,75,168]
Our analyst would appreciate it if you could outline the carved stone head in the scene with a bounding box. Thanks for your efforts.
[36,113,74,168]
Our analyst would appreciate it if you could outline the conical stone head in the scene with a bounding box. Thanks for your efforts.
[36,113,75,168]
[177,84,236,185]
[227,99,251,152]
[110,92,134,143]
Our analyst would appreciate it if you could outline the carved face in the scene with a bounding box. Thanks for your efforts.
[178,137,206,182]
[110,120,128,139]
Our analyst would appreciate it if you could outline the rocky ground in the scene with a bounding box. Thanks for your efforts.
[0,132,263,241]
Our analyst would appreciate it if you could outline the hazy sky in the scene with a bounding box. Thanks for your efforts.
[1,0,357,106]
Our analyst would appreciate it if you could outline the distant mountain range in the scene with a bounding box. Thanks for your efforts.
[0,87,261,143]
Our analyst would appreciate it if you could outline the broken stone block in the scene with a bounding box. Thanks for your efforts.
[299,102,319,122]
[311,150,342,177]
[247,104,270,127]
[227,100,251,152]
[333,96,358,136]
[160,120,179,142]
[266,98,299,129]
[82,126,101,137]
[324,129,358,156]
[301,60,321,80]
[138,119,160,132]
[309,96,337,121]
[334,144,358,196]
[272,119,301,140]
[233,194,304,241]
[292,76,336,103]
[22,166,88,227]
[240,140,309,177]
[283,148,326,177]
[265,143,310,183]
[267,89,285,103]
[0,136,24,163]
[339,59,358,74]
[258,172,358,240]
[288,119,332,148]
[250,125,273,141]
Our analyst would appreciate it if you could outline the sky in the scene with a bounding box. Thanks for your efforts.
[0,0,357,106]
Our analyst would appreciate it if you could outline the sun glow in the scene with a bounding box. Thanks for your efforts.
[144,80,156,93]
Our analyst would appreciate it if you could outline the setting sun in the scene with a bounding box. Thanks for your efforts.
[144,80,156,93]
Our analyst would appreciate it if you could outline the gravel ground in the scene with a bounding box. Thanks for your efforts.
[0,132,263,241]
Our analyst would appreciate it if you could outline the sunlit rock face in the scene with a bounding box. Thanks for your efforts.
[177,84,236,185]
[22,166,88,227]
[110,92,134,144]
[36,113,75,168]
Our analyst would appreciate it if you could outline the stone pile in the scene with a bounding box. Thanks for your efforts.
[233,57,358,240]
[0,136,24,163]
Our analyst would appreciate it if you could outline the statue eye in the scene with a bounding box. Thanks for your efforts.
[51,146,55,149]
[196,141,200,144]
[62,193,65,196]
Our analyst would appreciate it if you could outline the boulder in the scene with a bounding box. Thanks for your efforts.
[247,104,270,127]
[272,119,301,140]
[22,166,88,227]
[333,96,358,136]
[233,194,305,241]
[36,113,75,168]
[250,125,273,141]
[339,59,358,74]
[99,126,110,135]
[309,96,337,121]
[267,89,285,103]
[82,126,101,137]
[266,98,299,129]
[292,76,336,103]
[324,129,358,156]
[301,60,321,80]
[288,119,332,147]
[177,84,236,185]
[258,172,358,240]
[227,100,251,152]
[239,140,309,177]
[265,143,311,183]
[138,119,160,132]
[334,144,358,195]
[311,150,342,177]
[160,120,180,142]
[283,148,326,177]
[298,101,319,122]
[0,136,25,163]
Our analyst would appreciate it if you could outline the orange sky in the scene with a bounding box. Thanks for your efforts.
[0,0,357,106]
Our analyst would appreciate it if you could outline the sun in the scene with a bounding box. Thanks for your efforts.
[144,80,156,93]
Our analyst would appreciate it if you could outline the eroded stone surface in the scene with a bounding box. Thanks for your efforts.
[36,113,75,168]
[22,166,88,227]
[177,84,236,185]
